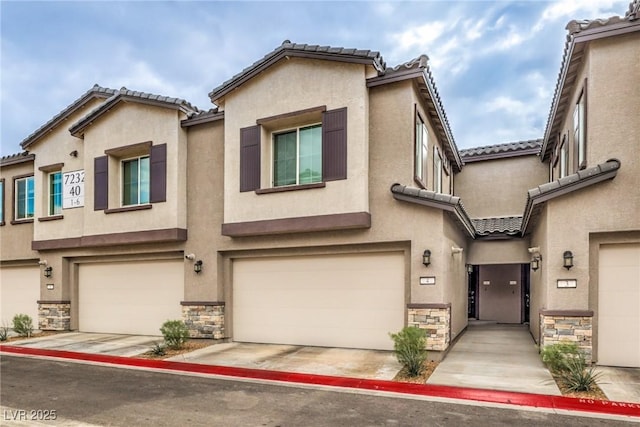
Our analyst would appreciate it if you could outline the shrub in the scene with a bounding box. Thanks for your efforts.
[560,357,601,392]
[160,320,189,349]
[12,314,34,338]
[149,342,167,356]
[389,326,427,377]
[541,342,581,373]
[0,323,9,341]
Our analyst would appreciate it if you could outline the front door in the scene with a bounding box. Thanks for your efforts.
[478,264,522,324]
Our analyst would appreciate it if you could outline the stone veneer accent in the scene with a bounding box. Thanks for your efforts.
[181,302,225,339]
[407,303,451,351]
[539,310,593,362]
[37,301,71,331]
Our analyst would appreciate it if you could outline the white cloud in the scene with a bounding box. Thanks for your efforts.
[392,21,448,53]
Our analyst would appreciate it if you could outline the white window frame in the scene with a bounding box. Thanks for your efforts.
[271,123,322,187]
[415,113,429,187]
[573,92,586,170]
[48,171,63,216]
[433,146,443,193]
[14,176,35,220]
[121,155,150,206]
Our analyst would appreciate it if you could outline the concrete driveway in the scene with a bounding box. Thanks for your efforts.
[166,342,402,380]
[5,332,401,380]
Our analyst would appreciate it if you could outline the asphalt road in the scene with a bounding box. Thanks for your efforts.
[0,356,633,426]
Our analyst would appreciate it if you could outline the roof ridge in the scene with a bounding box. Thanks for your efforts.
[460,139,543,153]
[20,84,118,149]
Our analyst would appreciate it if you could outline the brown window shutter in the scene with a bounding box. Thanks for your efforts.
[322,107,347,181]
[94,156,108,210]
[240,125,261,192]
[150,143,167,203]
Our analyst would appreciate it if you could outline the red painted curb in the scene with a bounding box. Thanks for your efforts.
[1,344,639,418]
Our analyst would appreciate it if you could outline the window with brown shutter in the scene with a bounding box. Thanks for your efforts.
[322,107,347,181]
[94,156,108,210]
[150,143,167,203]
[240,125,261,192]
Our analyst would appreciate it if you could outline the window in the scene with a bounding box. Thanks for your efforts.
[415,113,429,187]
[122,156,150,206]
[273,124,322,187]
[48,172,62,215]
[573,91,586,170]
[433,146,443,193]
[0,179,4,224]
[15,176,34,220]
[560,134,568,179]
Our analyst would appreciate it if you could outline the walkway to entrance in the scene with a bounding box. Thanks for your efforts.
[427,322,561,395]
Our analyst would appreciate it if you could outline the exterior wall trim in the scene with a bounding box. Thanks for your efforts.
[180,301,225,306]
[539,309,594,317]
[407,303,452,309]
[32,228,188,250]
[221,212,371,237]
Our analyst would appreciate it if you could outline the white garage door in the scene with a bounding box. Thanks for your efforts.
[79,260,184,336]
[233,252,405,350]
[598,243,640,367]
[0,266,40,327]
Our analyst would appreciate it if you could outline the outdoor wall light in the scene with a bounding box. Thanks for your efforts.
[194,260,203,273]
[451,246,464,255]
[563,251,574,270]
[531,256,541,272]
[44,266,53,278]
[466,264,474,274]
[422,250,431,267]
[69,150,78,157]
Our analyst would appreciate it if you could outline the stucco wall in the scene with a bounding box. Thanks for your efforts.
[0,160,39,262]
[81,103,188,236]
[222,58,371,224]
[467,239,531,265]
[456,155,547,218]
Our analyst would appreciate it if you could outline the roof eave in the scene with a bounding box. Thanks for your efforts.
[209,48,382,104]
[0,152,35,167]
[20,92,112,150]
[462,148,541,163]
[181,110,225,127]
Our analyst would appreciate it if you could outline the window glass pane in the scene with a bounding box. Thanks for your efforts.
[139,157,150,204]
[299,125,322,184]
[49,172,62,215]
[123,159,139,205]
[274,131,297,186]
[27,177,34,217]
[421,124,429,184]
[16,177,34,219]
[415,118,422,180]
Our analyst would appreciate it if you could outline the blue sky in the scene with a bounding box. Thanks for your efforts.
[0,0,630,156]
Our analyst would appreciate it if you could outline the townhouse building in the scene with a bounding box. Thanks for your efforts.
[1,2,638,366]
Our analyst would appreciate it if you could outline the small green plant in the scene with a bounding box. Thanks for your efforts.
[0,323,9,341]
[149,342,167,356]
[560,356,602,392]
[389,326,427,377]
[541,342,581,373]
[160,320,189,350]
[12,314,34,338]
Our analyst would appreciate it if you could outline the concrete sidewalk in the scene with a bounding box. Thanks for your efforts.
[427,323,562,395]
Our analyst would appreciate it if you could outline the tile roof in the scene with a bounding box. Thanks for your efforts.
[368,55,462,172]
[21,84,117,149]
[390,183,475,238]
[391,158,620,238]
[1,151,35,167]
[472,217,523,237]
[70,87,200,137]
[521,159,621,234]
[541,3,640,160]
[460,139,542,163]
[181,108,224,127]
[209,40,386,102]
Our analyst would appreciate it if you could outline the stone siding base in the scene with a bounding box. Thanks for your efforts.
[407,304,451,352]
[539,311,593,362]
[38,302,71,331]
[181,302,225,339]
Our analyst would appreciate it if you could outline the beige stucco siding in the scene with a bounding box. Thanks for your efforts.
[184,119,225,301]
[222,58,370,223]
[81,103,188,236]
[456,155,547,218]
[468,239,531,265]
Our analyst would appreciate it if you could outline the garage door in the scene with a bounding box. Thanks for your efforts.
[598,243,640,367]
[233,252,405,350]
[79,260,183,336]
[0,266,40,327]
